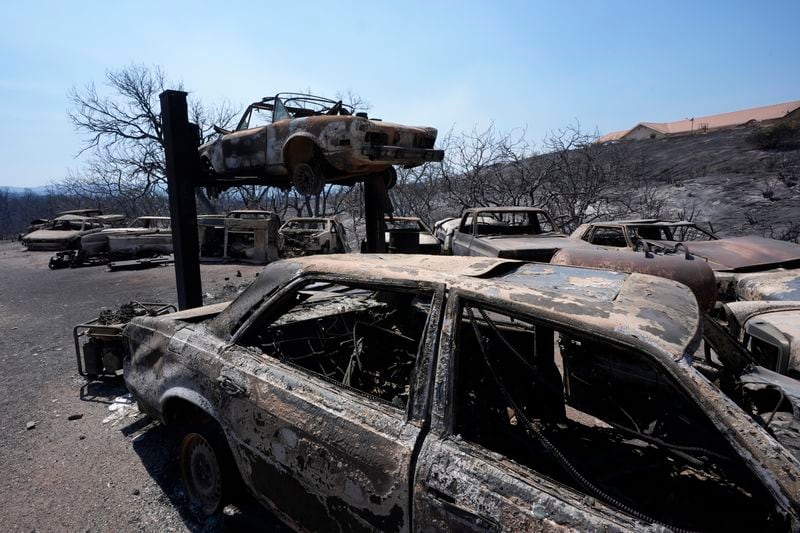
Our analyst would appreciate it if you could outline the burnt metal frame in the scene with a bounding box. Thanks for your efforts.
[160,90,387,310]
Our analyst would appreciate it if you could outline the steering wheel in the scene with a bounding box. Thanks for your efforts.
[326,101,343,115]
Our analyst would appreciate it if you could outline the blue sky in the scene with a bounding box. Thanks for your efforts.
[1,0,798,187]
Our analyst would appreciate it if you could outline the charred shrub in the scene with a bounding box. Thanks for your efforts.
[749,121,800,151]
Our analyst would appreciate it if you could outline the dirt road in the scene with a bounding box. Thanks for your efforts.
[0,241,287,532]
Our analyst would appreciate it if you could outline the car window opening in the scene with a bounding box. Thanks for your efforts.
[455,304,786,532]
[240,282,433,409]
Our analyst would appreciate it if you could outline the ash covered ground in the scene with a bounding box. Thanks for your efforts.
[0,241,288,532]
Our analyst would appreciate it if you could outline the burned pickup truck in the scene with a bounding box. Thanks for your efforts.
[100,255,800,531]
[450,207,588,261]
[199,93,444,196]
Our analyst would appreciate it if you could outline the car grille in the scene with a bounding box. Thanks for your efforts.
[414,136,435,149]
[365,131,389,145]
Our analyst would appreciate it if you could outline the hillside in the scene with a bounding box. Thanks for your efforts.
[609,126,800,239]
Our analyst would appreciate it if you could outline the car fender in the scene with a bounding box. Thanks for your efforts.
[159,386,220,425]
[281,132,322,167]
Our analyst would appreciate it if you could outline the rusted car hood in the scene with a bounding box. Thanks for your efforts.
[370,120,434,135]
[682,237,800,271]
[480,234,577,252]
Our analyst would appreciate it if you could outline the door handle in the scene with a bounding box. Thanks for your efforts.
[218,374,248,397]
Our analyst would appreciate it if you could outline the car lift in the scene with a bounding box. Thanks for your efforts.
[160,90,389,310]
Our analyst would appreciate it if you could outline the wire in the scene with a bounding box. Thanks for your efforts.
[465,305,698,533]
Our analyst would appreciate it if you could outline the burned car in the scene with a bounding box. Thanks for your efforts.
[50,216,173,268]
[571,220,800,300]
[198,93,444,196]
[383,216,441,254]
[118,255,800,531]
[21,214,107,251]
[279,217,349,256]
[199,210,281,264]
[450,206,588,261]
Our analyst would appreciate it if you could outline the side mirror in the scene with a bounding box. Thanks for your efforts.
[213,125,231,136]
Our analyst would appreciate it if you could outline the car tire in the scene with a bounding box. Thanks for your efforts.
[179,426,239,516]
[383,166,397,190]
[292,162,324,196]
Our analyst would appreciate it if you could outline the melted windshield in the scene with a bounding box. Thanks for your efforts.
[51,219,85,231]
[285,220,326,230]
[630,224,715,242]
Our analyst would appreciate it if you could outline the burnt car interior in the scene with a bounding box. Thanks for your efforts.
[236,94,356,131]
[699,314,800,451]
[239,281,432,409]
[453,303,786,531]
[463,211,557,237]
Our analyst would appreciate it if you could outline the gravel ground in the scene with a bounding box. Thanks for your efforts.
[0,241,288,532]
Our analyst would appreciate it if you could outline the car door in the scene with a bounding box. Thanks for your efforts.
[217,276,445,532]
[221,106,272,173]
[413,290,787,532]
[450,214,475,256]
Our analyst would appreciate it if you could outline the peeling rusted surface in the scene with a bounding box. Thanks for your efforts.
[118,255,800,530]
[552,246,718,311]
[737,269,800,302]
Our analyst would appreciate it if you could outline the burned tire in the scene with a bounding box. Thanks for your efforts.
[179,426,239,515]
[292,162,324,196]
[383,166,397,190]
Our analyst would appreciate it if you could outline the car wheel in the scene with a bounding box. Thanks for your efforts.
[180,430,230,515]
[292,162,324,196]
[382,166,397,190]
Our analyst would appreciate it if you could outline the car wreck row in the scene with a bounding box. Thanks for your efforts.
[73,255,800,532]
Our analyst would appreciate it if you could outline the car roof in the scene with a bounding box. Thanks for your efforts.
[136,216,170,220]
[595,219,696,226]
[385,216,422,221]
[463,206,548,214]
[285,217,329,222]
[58,208,102,216]
[54,214,94,221]
[216,255,699,359]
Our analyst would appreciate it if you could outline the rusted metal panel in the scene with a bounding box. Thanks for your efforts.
[551,247,718,311]
[737,269,800,302]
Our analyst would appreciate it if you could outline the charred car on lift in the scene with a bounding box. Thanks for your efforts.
[199,93,444,196]
[111,255,800,531]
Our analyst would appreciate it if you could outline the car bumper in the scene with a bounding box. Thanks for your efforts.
[360,145,444,163]
[23,240,74,251]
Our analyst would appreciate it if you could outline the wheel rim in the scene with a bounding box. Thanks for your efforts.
[180,433,223,515]
[293,163,324,196]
